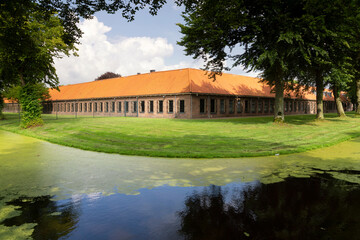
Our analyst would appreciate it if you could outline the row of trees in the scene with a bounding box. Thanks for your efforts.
[177,0,360,121]
[1,0,360,126]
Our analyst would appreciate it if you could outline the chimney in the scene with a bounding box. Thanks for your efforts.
[150,69,156,73]
[137,73,141,75]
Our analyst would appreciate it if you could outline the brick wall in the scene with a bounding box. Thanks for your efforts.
[17,93,344,119]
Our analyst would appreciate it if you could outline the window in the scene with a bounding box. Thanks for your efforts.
[140,101,145,113]
[220,99,225,113]
[245,100,249,113]
[89,102,92,112]
[140,101,145,112]
[158,100,163,113]
[200,99,205,113]
[168,100,174,113]
[237,100,242,113]
[285,102,288,112]
[258,100,263,113]
[251,99,256,113]
[301,102,304,111]
[105,102,109,112]
[133,101,137,113]
[270,100,274,113]
[79,103,82,112]
[111,102,115,112]
[75,103,78,112]
[125,101,129,112]
[117,102,122,112]
[149,100,154,113]
[71,103,74,112]
[264,100,269,113]
[210,99,216,113]
[180,100,185,113]
[289,101,292,112]
[294,101,297,112]
[100,102,103,112]
[229,99,234,114]
[84,103,87,112]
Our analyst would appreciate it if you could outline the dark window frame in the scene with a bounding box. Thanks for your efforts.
[200,98,205,113]
[100,102,103,112]
[179,100,185,113]
[125,101,129,113]
[149,100,154,113]
[210,99,216,113]
[158,100,163,113]
[117,101,122,112]
[168,100,174,113]
[220,99,225,114]
[132,101,137,113]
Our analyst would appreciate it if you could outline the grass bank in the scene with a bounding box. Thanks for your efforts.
[1,112,360,158]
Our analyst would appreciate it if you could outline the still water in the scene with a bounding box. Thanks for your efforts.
[0,130,359,239]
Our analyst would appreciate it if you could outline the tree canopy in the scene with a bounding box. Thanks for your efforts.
[95,72,122,81]
[178,0,360,121]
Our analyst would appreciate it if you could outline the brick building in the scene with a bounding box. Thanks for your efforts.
[3,68,353,118]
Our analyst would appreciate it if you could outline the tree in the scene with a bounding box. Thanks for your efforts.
[178,0,359,121]
[178,0,307,122]
[326,68,352,117]
[95,72,122,81]
[0,0,76,127]
[0,0,166,126]
[292,0,356,120]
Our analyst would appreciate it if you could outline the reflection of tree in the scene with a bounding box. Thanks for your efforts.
[1,195,79,240]
[178,174,360,240]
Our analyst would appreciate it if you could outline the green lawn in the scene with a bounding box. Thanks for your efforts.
[1,112,360,158]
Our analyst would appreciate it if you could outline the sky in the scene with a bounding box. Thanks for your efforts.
[54,1,257,85]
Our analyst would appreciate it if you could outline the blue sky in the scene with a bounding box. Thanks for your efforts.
[54,2,257,85]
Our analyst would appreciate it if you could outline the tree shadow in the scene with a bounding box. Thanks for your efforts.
[1,195,80,240]
[177,174,360,240]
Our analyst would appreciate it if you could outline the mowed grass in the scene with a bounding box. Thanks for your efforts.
[1,112,360,158]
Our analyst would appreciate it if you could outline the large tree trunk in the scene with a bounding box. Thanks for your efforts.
[356,79,360,116]
[332,83,346,117]
[315,71,324,120]
[274,78,284,123]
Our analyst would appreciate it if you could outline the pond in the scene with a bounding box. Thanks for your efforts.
[0,130,359,239]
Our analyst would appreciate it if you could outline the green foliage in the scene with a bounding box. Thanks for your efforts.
[19,84,44,128]
[178,0,360,121]
[4,83,50,102]
[95,72,122,81]
[0,94,4,120]
[0,0,77,89]
[3,86,22,102]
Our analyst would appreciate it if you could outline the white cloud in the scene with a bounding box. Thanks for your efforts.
[55,17,196,85]
[54,17,257,85]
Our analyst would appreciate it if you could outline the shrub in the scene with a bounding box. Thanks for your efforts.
[19,84,44,128]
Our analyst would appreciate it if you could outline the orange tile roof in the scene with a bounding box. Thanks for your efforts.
[3,98,17,104]
[49,68,334,101]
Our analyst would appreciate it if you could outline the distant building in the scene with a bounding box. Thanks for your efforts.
[3,68,353,118]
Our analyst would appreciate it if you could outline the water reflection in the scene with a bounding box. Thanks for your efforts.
[1,130,360,239]
[1,196,79,239]
[178,174,360,240]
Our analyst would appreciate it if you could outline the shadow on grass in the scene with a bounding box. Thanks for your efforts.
[189,112,356,126]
